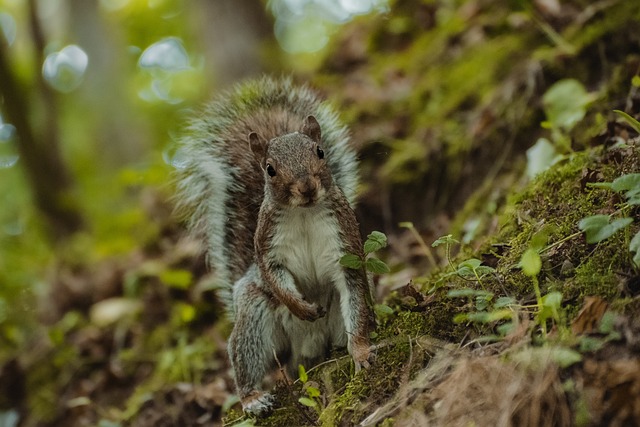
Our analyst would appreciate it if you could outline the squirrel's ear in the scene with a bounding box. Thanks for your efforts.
[301,115,321,143]
[248,132,266,162]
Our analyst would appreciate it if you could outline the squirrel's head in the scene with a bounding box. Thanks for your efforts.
[249,115,333,208]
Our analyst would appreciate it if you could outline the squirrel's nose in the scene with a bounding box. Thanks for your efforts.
[292,176,321,206]
[301,179,318,199]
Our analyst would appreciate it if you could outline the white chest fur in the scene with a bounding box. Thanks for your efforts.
[270,205,344,302]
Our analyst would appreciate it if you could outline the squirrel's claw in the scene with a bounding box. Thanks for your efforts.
[352,343,375,372]
[241,390,275,416]
[316,304,327,318]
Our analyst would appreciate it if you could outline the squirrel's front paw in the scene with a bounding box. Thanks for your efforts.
[313,303,327,319]
[295,301,326,321]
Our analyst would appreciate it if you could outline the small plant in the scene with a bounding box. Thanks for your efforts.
[580,171,640,268]
[340,230,390,274]
[433,234,514,340]
[447,288,516,338]
[518,227,564,337]
[526,79,595,178]
[613,109,640,134]
[340,231,392,325]
[432,234,496,289]
[431,234,459,271]
[297,364,323,415]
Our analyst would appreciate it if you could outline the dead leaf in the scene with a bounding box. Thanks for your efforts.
[571,296,608,335]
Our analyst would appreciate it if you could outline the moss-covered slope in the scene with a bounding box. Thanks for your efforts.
[315,0,640,234]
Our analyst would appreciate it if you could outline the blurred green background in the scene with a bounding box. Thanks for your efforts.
[0,0,387,354]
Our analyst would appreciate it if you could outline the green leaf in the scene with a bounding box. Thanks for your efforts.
[475,265,496,276]
[459,258,482,270]
[365,257,390,274]
[176,302,196,324]
[298,364,308,383]
[447,288,479,298]
[549,347,582,368]
[455,265,475,278]
[364,240,382,255]
[432,234,459,247]
[543,79,593,131]
[475,335,503,343]
[340,254,363,269]
[476,295,491,311]
[578,215,633,244]
[630,230,640,267]
[368,230,388,244]
[542,291,562,310]
[298,397,317,408]
[530,225,554,251]
[456,259,495,277]
[497,321,515,336]
[526,138,560,179]
[633,75,640,88]
[610,173,640,192]
[466,309,512,323]
[447,288,492,299]
[613,110,640,134]
[625,188,640,205]
[453,313,469,323]
[159,269,193,290]
[494,296,516,308]
[520,248,542,277]
[306,386,321,398]
[364,231,388,254]
[587,181,613,189]
[579,336,605,353]
[513,347,581,369]
[598,311,615,334]
[538,291,563,323]
[374,304,394,316]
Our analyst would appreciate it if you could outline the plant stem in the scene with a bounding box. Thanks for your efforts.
[532,275,547,337]
[407,225,438,268]
[446,241,456,272]
[541,231,582,254]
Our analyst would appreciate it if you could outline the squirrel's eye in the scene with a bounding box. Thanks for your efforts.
[266,163,276,177]
[316,146,325,159]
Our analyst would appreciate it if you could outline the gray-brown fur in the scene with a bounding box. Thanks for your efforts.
[174,77,371,415]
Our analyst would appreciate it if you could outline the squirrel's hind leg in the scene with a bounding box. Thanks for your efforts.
[228,268,285,415]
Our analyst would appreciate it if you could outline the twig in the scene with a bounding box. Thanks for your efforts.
[273,348,291,388]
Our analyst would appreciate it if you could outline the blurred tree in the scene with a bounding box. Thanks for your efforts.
[191,0,274,88]
[0,0,84,242]
[68,0,147,164]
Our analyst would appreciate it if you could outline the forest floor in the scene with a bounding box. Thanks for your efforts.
[2,1,640,426]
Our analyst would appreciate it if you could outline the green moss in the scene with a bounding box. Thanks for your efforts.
[487,144,640,317]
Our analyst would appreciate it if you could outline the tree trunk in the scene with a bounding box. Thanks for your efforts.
[191,0,275,88]
[0,0,84,242]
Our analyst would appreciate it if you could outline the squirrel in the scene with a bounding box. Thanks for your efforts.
[175,76,373,415]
